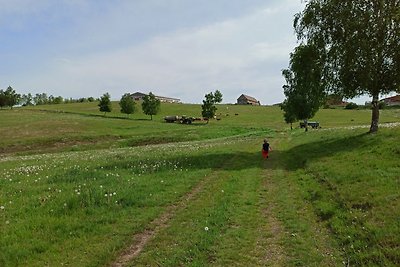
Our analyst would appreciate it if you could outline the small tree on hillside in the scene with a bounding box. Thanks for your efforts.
[98,93,112,116]
[214,90,223,103]
[201,90,223,122]
[201,92,217,121]
[119,93,136,118]
[142,92,160,120]
[4,86,20,109]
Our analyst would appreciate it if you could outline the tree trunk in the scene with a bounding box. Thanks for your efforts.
[369,94,379,133]
[304,120,308,132]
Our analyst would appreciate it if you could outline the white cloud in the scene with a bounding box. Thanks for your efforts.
[29,2,301,104]
[3,0,305,104]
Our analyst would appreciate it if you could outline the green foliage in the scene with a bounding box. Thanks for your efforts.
[119,93,136,117]
[378,101,387,110]
[345,102,358,110]
[0,86,20,109]
[214,90,223,103]
[0,90,7,108]
[281,100,297,129]
[201,90,223,119]
[282,44,326,130]
[294,0,400,132]
[33,93,49,105]
[20,93,34,106]
[98,93,112,115]
[141,92,160,120]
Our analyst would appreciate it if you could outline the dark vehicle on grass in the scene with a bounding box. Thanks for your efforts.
[164,115,208,124]
[299,121,320,129]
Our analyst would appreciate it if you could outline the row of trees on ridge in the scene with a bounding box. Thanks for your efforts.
[98,92,161,120]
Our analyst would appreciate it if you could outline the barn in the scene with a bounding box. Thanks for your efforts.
[237,94,260,105]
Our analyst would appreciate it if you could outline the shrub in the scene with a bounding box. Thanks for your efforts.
[345,102,358,110]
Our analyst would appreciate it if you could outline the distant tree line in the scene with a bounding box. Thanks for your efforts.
[19,93,97,106]
[0,86,97,107]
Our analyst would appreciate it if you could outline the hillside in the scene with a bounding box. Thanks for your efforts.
[0,104,399,266]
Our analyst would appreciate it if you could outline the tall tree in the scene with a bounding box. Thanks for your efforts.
[282,44,326,131]
[141,92,160,120]
[98,93,112,116]
[119,93,136,118]
[294,0,400,133]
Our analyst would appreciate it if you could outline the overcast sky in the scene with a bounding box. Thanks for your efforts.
[1,0,311,104]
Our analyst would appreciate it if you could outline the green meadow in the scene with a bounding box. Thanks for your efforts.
[0,103,399,266]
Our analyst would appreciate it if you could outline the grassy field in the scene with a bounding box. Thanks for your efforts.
[0,102,399,266]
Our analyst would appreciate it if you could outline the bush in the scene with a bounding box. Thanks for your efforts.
[378,101,386,109]
[345,102,358,110]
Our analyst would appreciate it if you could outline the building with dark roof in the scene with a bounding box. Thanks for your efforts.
[381,95,400,106]
[237,94,260,105]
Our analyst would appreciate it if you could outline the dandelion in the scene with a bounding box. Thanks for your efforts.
[5,220,10,224]
[204,226,209,231]
[0,206,4,210]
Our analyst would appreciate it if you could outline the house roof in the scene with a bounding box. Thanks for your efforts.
[381,95,400,102]
[131,92,180,102]
[238,94,258,102]
[131,92,147,97]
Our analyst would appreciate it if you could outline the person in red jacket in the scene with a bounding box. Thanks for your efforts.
[262,139,271,159]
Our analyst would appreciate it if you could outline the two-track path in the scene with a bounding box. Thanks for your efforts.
[109,136,342,266]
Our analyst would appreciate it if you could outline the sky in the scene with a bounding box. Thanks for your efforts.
[2,0,374,105]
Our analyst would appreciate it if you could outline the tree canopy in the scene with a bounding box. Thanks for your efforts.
[0,86,20,109]
[119,93,136,117]
[292,0,400,133]
[282,44,326,131]
[201,90,223,121]
[142,92,160,120]
[98,93,112,115]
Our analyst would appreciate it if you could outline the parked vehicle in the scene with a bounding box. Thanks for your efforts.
[299,121,320,129]
[164,115,208,124]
